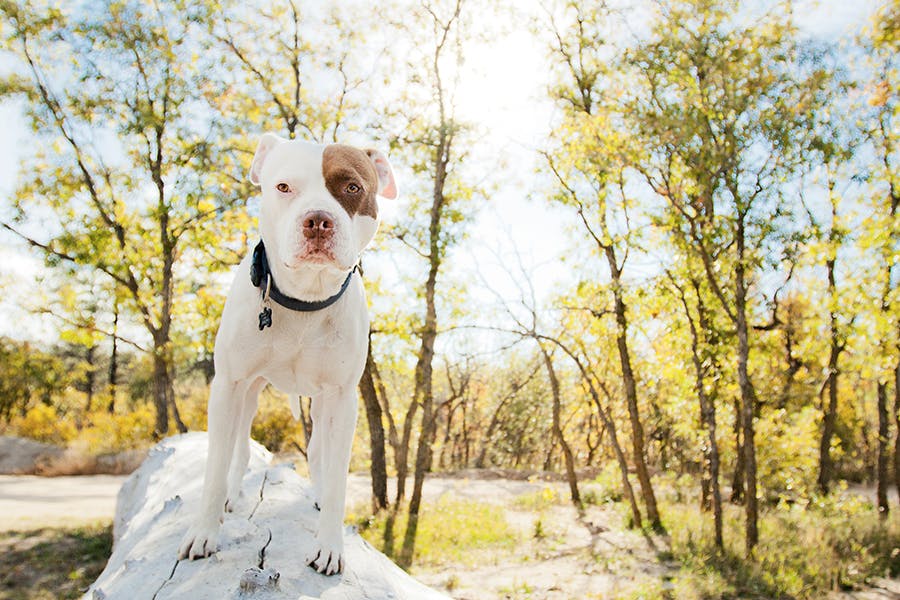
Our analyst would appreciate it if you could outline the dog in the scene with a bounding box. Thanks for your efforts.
[178,133,398,576]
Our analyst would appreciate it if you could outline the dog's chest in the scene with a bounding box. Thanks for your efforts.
[255,307,364,396]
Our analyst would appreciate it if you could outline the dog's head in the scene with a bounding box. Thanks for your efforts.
[249,134,398,278]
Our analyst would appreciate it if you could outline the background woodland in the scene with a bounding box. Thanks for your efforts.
[1,0,899,591]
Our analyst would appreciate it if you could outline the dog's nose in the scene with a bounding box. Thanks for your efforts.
[302,211,335,239]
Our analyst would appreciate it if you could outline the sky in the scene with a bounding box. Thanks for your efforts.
[0,0,889,345]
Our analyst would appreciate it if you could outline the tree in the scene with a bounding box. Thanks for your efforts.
[623,0,832,551]
[370,0,480,567]
[860,0,900,516]
[664,271,726,547]
[1,0,251,435]
[545,0,662,531]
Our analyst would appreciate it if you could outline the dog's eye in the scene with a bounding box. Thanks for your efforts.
[276,182,291,193]
[345,183,361,194]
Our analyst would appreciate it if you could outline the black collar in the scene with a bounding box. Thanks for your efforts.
[250,240,355,329]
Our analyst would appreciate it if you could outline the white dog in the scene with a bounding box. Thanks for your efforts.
[178,133,397,576]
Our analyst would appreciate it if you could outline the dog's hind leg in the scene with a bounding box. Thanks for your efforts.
[179,375,250,560]
[225,377,266,512]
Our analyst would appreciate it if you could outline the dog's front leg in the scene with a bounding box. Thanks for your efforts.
[307,388,357,576]
[226,377,266,512]
[179,376,247,560]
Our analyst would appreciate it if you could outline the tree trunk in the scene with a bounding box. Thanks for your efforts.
[107,305,118,413]
[299,397,312,449]
[679,280,723,548]
[438,402,455,470]
[735,243,759,554]
[817,188,844,493]
[595,391,643,529]
[552,338,643,528]
[540,344,580,507]
[474,391,515,468]
[877,381,890,518]
[401,141,445,563]
[731,397,745,503]
[894,356,900,510]
[151,350,171,437]
[370,352,400,467]
[395,402,417,506]
[817,295,841,493]
[170,391,187,434]
[607,253,662,530]
[401,274,439,566]
[359,344,389,512]
[85,344,96,415]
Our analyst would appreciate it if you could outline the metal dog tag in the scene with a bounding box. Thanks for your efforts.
[258,306,272,330]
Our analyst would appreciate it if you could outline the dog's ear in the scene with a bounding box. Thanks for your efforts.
[249,133,284,186]
[364,148,398,200]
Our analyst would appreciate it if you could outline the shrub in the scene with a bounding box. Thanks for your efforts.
[251,395,305,453]
[11,404,77,445]
[76,406,155,454]
[756,406,821,502]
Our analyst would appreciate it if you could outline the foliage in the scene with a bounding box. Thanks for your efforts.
[7,404,77,446]
[249,392,305,454]
[0,0,253,434]
[755,406,822,502]
[0,338,75,421]
[74,405,155,455]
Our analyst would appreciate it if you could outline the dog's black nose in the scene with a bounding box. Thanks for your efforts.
[302,211,335,239]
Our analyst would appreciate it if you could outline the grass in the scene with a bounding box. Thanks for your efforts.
[0,524,112,600]
[350,496,520,570]
[656,493,900,600]
[1,478,896,600]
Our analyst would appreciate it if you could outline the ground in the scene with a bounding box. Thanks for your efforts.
[0,471,898,599]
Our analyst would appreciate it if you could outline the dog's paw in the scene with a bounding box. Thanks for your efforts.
[225,493,239,513]
[307,534,344,576]
[178,523,221,560]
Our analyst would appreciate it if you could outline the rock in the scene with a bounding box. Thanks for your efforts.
[0,436,146,476]
[85,432,450,600]
[0,435,64,474]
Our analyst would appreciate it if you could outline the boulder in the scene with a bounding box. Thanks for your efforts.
[85,432,449,600]
[0,435,64,474]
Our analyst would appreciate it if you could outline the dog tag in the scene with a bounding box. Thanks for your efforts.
[258,306,272,330]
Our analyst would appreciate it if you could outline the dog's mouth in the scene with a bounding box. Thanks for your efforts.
[302,246,335,261]
[283,246,337,269]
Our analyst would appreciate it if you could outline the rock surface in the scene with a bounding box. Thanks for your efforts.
[84,432,450,600]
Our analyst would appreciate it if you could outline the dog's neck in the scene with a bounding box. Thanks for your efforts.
[267,258,353,303]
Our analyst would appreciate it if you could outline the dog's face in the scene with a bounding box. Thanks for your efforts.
[249,134,398,273]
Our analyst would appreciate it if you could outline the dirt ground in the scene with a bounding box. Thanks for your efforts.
[1,472,898,599]
[0,474,126,532]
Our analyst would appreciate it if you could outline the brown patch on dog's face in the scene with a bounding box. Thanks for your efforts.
[322,144,379,219]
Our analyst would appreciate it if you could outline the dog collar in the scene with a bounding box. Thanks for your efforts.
[249,240,356,330]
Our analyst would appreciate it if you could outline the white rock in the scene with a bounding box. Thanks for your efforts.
[85,432,450,600]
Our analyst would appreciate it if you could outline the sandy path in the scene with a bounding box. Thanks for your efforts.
[0,471,547,533]
[0,474,128,531]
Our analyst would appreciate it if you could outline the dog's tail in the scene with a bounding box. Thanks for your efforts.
[289,396,301,421]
